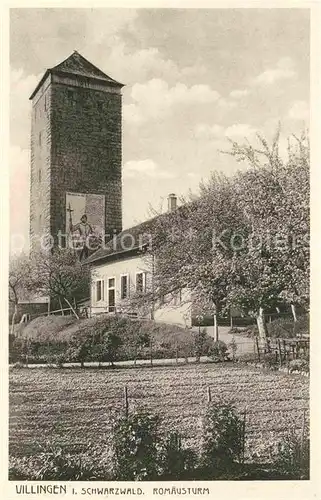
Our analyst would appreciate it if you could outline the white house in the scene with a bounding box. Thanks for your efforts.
[86,194,193,328]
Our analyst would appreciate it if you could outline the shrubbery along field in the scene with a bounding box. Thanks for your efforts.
[9,315,214,365]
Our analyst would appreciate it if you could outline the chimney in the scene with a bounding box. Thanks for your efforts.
[167,193,177,212]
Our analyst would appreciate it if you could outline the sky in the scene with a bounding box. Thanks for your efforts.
[10,8,310,252]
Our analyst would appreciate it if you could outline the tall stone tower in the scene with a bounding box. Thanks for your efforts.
[29,51,123,250]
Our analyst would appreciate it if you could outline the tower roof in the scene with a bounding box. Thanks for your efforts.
[30,51,124,100]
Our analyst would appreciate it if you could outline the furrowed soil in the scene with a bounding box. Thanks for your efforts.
[9,363,309,463]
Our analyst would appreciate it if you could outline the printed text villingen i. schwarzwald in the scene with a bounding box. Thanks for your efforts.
[15,484,211,496]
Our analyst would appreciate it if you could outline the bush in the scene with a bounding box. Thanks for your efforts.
[262,352,279,370]
[267,315,309,339]
[288,359,309,374]
[193,328,213,361]
[10,316,206,365]
[157,432,197,479]
[201,401,243,474]
[208,341,229,362]
[229,336,238,361]
[110,408,161,480]
[9,445,108,480]
[275,431,309,479]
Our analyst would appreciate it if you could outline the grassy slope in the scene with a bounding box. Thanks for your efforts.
[9,364,308,463]
[15,315,191,343]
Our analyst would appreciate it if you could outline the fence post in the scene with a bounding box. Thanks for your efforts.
[301,408,306,447]
[124,386,129,418]
[25,338,29,367]
[242,409,247,465]
[291,344,295,360]
[150,339,153,367]
[255,337,260,362]
[175,343,178,365]
[207,386,212,403]
[266,338,271,353]
[278,339,282,367]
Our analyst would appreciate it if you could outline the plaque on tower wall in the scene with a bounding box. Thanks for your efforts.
[65,192,105,242]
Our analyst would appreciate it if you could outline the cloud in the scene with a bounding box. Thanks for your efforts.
[225,123,258,139]
[10,69,42,149]
[288,100,309,121]
[123,159,175,179]
[194,123,224,139]
[229,89,250,99]
[252,57,296,86]
[123,79,221,124]
[218,98,237,109]
[102,42,182,86]
[10,145,30,253]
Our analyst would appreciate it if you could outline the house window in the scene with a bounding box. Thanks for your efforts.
[121,275,129,299]
[96,280,104,302]
[136,272,146,293]
[108,277,116,312]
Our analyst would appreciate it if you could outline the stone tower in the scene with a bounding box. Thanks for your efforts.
[29,51,123,250]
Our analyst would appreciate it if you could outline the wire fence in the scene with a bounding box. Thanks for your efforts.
[121,383,309,464]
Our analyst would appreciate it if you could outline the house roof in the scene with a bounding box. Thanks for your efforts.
[30,51,124,100]
[85,218,155,265]
[85,199,197,266]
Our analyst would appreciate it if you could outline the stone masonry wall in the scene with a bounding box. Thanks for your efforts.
[29,76,52,250]
[49,79,122,244]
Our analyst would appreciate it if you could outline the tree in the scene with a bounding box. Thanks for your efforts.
[139,129,309,343]
[9,253,32,334]
[224,129,309,333]
[27,248,92,318]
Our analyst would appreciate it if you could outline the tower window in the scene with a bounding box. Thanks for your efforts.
[67,89,76,105]
[39,132,42,146]
[44,94,48,111]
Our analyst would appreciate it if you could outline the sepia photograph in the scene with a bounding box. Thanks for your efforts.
[6,4,314,491]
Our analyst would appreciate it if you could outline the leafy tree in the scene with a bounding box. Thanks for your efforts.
[140,129,309,342]
[9,253,32,333]
[224,129,309,334]
[27,248,92,317]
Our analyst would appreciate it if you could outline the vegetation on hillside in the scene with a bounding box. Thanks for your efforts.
[136,130,309,342]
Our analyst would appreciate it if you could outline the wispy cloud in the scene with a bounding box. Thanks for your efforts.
[123,79,221,124]
[225,123,258,138]
[194,123,224,139]
[229,89,250,99]
[195,122,258,141]
[288,100,309,121]
[252,57,296,86]
[123,159,175,179]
